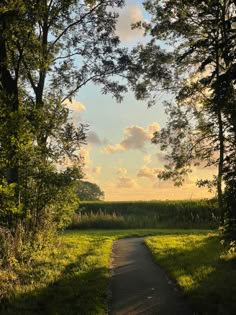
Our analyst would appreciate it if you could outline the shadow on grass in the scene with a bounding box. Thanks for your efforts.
[149,235,236,315]
[0,256,109,315]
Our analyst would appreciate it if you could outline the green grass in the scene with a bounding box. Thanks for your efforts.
[0,229,165,315]
[1,228,236,315]
[145,232,236,314]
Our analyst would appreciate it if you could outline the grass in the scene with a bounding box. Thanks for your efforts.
[0,229,165,315]
[1,228,236,314]
[145,232,236,314]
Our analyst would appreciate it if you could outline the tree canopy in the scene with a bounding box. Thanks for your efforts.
[129,0,236,230]
[77,181,105,201]
[0,0,129,256]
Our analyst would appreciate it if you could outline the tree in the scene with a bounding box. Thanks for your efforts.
[128,0,236,228]
[0,0,129,247]
[77,181,104,201]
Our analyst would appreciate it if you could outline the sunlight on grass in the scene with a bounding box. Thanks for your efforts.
[0,229,164,314]
[145,232,236,314]
[2,229,236,314]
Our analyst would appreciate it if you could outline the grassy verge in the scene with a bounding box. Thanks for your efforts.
[0,229,166,315]
[145,232,236,314]
[2,228,234,315]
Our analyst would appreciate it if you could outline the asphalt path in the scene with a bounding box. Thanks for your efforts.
[109,238,193,315]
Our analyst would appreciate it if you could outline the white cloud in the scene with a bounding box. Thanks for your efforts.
[102,123,160,154]
[116,3,145,42]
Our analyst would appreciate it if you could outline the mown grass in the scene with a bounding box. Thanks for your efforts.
[0,229,167,315]
[145,233,236,314]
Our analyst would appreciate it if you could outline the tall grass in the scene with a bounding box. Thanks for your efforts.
[72,200,219,229]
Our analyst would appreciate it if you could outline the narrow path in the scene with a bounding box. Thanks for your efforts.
[110,238,193,315]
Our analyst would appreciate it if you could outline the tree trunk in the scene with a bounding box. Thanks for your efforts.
[0,19,19,186]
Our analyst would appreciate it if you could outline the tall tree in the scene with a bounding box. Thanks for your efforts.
[0,0,129,234]
[129,0,236,226]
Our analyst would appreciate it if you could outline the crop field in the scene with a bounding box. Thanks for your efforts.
[1,229,236,315]
[72,200,220,229]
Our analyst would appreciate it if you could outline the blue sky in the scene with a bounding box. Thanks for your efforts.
[65,0,216,201]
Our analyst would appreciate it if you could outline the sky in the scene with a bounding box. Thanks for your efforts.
[65,0,217,201]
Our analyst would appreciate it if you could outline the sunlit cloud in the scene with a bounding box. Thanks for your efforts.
[63,99,86,127]
[137,166,161,181]
[115,3,145,43]
[80,147,91,166]
[117,167,128,175]
[156,152,166,164]
[117,176,137,188]
[63,99,86,112]
[144,154,152,164]
[102,123,160,153]
[92,166,101,174]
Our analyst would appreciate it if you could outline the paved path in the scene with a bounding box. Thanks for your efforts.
[110,238,193,315]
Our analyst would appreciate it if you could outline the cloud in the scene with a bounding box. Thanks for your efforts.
[63,99,86,112]
[63,99,86,127]
[117,167,128,175]
[92,166,101,174]
[86,131,108,146]
[102,123,160,154]
[80,147,91,167]
[156,152,166,164]
[116,3,145,42]
[102,144,124,154]
[117,176,137,188]
[153,175,194,189]
[137,166,161,181]
[144,154,152,164]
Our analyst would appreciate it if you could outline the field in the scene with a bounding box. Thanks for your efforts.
[72,200,220,229]
[1,229,236,314]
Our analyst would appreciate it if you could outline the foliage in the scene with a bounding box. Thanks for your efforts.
[77,180,105,201]
[129,0,236,228]
[0,0,130,261]
[75,200,220,229]
[146,232,236,314]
